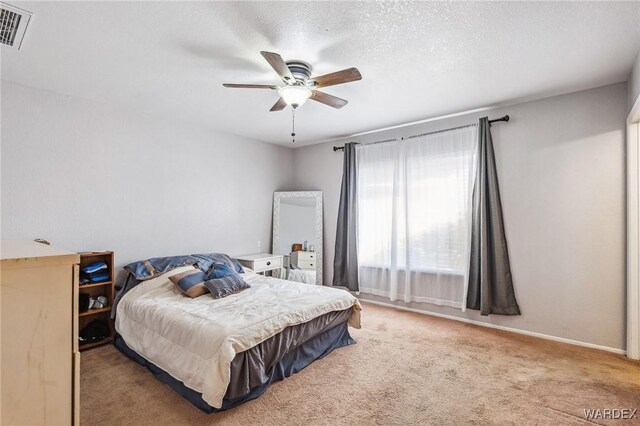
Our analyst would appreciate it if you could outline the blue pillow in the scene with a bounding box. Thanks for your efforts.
[124,255,198,280]
[169,269,208,298]
[204,274,250,299]
[192,253,244,274]
[206,262,238,280]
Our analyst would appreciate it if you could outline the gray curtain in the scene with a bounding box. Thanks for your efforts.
[466,117,521,315]
[333,142,359,290]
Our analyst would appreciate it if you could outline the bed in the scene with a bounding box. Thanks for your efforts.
[113,255,361,413]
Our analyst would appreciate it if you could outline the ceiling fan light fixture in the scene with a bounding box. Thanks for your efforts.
[278,85,312,108]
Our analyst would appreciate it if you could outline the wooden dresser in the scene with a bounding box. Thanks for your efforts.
[1,240,80,425]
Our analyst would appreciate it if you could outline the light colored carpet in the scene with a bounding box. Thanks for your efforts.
[81,303,640,425]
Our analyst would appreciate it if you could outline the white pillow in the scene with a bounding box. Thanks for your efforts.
[140,265,196,287]
[241,266,256,275]
[124,265,197,300]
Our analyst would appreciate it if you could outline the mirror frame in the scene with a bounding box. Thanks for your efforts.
[272,191,323,285]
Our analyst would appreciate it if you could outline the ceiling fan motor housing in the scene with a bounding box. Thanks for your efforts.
[286,60,312,83]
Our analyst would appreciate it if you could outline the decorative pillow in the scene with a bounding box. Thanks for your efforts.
[206,262,238,280]
[204,274,251,299]
[169,269,209,298]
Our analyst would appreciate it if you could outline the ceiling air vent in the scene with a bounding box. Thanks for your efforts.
[0,3,32,50]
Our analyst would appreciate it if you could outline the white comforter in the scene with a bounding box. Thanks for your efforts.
[115,266,361,408]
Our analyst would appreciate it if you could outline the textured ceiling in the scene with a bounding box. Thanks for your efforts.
[2,1,640,147]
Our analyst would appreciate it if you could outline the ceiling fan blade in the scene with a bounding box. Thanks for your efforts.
[223,83,278,89]
[270,97,287,112]
[312,67,362,88]
[260,51,295,84]
[310,90,348,109]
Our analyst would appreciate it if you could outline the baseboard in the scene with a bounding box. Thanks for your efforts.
[358,298,626,356]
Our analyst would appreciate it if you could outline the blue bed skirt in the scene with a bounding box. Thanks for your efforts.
[114,321,355,413]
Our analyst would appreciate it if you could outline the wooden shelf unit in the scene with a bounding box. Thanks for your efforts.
[80,280,113,289]
[78,251,115,351]
[78,336,113,351]
[78,306,112,317]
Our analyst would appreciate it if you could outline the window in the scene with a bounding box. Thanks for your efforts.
[356,125,477,306]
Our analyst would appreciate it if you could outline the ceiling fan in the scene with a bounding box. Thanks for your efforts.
[223,51,362,112]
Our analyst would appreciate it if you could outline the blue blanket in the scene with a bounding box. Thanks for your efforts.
[123,253,243,281]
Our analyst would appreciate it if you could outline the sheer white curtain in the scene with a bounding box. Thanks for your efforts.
[356,125,478,309]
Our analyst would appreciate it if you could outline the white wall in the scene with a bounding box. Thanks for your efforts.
[629,50,640,114]
[0,81,295,280]
[1,79,630,350]
[293,83,628,351]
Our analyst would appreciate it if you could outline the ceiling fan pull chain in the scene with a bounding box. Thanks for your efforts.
[291,108,296,143]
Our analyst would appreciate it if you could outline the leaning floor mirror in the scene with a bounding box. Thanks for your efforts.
[272,191,323,285]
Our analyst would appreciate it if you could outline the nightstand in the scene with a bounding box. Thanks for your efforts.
[290,251,316,270]
[235,253,283,274]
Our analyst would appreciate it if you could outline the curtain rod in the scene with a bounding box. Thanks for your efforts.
[332,115,510,152]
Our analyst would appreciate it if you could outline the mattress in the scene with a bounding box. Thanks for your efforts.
[115,266,361,408]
